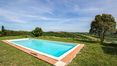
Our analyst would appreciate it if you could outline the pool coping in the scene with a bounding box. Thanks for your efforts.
[2,38,84,66]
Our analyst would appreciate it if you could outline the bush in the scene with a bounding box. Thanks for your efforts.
[31,27,43,37]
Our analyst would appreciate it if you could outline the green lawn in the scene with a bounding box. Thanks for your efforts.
[0,36,117,66]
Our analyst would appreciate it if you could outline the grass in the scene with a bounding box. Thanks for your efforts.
[0,36,52,66]
[0,35,117,66]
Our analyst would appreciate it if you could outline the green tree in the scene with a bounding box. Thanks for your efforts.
[89,14,116,44]
[115,29,117,34]
[32,27,43,37]
[1,25,6,36]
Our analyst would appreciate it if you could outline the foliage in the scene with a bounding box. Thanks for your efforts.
[0,25,30,36]
[1,25,6,36]
[5,30,30,36]
[89,14,116,44]
[43,32,78,38]
[105,34,117,42]
[32,27,43,37]
[0,31,1,36]
[115,29,117,34]
[43,32,98,42]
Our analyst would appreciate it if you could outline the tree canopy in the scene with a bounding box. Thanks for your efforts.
[32,27,43,37]
[89,14,116,44]
[1,25,6,36]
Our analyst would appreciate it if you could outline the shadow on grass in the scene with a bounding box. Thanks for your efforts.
[103,42,117,47]
[102,43,117,55]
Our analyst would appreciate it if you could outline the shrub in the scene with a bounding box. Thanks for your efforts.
[31,27,43,37]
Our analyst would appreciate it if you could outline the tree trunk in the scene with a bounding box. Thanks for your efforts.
[100,36,104,44]
[100,30,105,44]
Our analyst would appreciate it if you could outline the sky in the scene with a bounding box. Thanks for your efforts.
[0,0,117,32]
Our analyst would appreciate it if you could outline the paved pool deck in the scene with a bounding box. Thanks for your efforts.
[2,39,84,66]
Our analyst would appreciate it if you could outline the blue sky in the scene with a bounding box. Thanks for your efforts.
[0,0,117,32]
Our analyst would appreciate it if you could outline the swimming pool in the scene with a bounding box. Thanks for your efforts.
[8,38,79,60]
[3,38,84,66]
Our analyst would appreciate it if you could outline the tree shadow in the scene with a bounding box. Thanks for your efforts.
[103,42,117,47]
[102,43,117,55]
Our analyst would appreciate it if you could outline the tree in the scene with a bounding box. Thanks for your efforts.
[32,27,43,37]
[89,14,116,44]
[1,25,6,36]
[116,29,117,34]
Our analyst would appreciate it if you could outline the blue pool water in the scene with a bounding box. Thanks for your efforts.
[11,39,76,57]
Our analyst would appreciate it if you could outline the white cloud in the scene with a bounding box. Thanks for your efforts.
[0,9,28,23]
[0,8,56,23]
[73,5,103,13]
